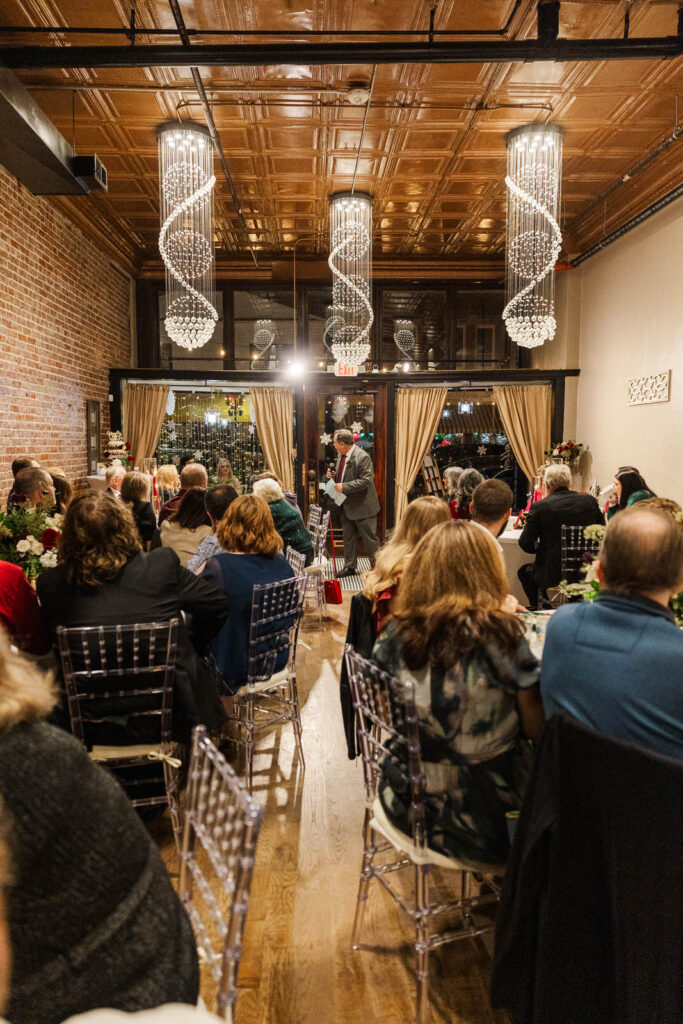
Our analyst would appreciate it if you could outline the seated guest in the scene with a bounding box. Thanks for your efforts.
[541,507,683,760]
[6,456,40,510]
[363,496,451,634]
[201,495,294,695]
[158,463,210,525]
[157,463,181,505]
[160,489,212,568]
[471,479,513,546]
[606,468,655,520]
[442,465,464,504]
[252,477,314,565]
[187,484,239,573]
[518,463,603,608]
[372,521,544,865]
[12,466,56,510]
[47,467,72,515]
[253,470,299,512]
[0,632,199,1024]
[0,561,50,655]
[120,471,156,549]
[450,467,483,520]
[216,457,243,495]
[37,491,229,742]
[105,463,126,499]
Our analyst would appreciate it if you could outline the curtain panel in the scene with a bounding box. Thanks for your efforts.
[122,384,169,465]
[250,387,295,494]
[492,385,552,487]
[395,387,449,524]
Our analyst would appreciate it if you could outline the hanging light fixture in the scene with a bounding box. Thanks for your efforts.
[323,304,345,356]
[393,318,416,359]
[328,192,373,370]
[503,124,563,349]
[158,122,218,351]
[253,318,275,355]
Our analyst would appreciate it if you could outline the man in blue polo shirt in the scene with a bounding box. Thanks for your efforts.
[541,506,683,760]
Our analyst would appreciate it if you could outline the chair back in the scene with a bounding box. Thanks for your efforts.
[310,509,331,563]
[179,725,263,1021]
[247,575,306,686]
[285,545,306,575]
[560,524,601,582]
[344,645,427,852]
[306,503,322,532]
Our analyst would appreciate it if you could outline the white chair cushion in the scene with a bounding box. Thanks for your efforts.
[370,796,504,874]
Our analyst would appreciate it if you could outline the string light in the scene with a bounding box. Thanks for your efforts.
[503,124,564,349]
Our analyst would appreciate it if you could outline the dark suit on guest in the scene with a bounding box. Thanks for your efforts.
[332,445,380,571]
[518,486,604,606]
[37,548,230,742]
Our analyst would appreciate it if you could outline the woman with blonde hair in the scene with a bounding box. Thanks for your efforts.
[0,631,199,1024]
[372,520,545,866]
[201,494,294,694]
[156,464,180,505]
[120,470,156,548]
[215,457,242,495]
[363,496,451,633]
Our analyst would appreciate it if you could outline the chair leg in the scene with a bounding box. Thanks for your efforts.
[415,863,431,1024]
[351,807,376,949]
[289,675,305,771]
[243,696,254,792]
[461,870,474,929]
[164,762,181,852]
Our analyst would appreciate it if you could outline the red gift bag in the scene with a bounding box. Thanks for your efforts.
[324,525,343,604]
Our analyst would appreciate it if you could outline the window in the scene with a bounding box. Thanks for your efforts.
[233,290,295,370]
[380,289,447,370]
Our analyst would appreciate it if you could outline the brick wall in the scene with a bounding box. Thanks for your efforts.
[0,165,133,501]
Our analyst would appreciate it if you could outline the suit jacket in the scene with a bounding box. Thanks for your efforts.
[518,487,603,593]
[37,548,229,741]
[334,445,380,521]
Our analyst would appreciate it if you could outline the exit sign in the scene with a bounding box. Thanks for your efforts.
[334,361,358,377]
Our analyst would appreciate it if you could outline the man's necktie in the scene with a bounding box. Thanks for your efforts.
[336,455,347,483]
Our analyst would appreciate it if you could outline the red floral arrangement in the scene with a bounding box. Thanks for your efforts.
[545,440,584,464]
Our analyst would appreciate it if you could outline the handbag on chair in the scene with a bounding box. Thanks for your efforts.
[323,525,343,605]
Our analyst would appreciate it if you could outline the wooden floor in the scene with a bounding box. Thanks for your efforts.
[156,594,510,1024]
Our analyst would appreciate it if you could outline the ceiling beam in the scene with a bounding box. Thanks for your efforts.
[1,36,681,69]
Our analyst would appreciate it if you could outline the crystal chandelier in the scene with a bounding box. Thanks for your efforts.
[323,304,345,356]
[503,124,563,349]
[393,318,416,358]
[328,192,373,369]
[253,319,275,355]
[158,123,218,351]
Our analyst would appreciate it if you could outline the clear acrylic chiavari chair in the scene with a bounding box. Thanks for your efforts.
[345,645,504,1024]
[56,619,182,845]
[231,575,307,791]
[285,545,306,575]
[560,523,601,583]
[304,509,331,623]
[306,503,322,533]
[179,725,262,1023]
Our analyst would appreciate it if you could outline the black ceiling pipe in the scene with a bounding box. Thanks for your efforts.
[538,2,561,45]
[1,36,680,69]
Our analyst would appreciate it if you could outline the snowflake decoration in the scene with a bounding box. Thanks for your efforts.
[193,449,204,460]
[331,395,349,422]
[477,445,488,456]
[248,424,255,435]
[319,432,332,446]
[350,421,362,434]
[168,430,177,442]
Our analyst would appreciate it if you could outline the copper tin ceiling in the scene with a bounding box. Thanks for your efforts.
[1,0,681,274]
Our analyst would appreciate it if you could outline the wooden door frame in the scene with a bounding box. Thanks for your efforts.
[302,378,387,542]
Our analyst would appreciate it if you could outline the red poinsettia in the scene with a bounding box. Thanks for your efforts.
[125,442,131,451]
[40,528,60,550]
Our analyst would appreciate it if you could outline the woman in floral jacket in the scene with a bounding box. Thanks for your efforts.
[372,520,545,866]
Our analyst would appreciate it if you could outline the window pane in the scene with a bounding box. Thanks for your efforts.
[380,289,447,370]
[233,289,295,370]
[307,287,334,369]
[455,289,510,368]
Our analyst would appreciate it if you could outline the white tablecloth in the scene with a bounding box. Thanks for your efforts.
[500,527,534,605]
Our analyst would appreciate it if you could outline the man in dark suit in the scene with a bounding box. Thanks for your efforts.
[326,428,380,577]
[518,462,603,608]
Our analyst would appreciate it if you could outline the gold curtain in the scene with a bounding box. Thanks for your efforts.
[250,386,295,494]
[395,387,449,523]
[122,383,169,465]
[492,385,552,486]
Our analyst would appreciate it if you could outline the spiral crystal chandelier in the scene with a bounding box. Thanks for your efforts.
[253,318,275,354]
[158,123,218,351]
[393,318,416,358]
[328,192,373,369]
[503,124,563,349]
